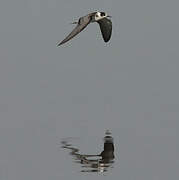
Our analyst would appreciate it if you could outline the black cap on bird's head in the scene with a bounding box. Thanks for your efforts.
[95,11,110,21]
[100,12,106,16]
[100,12,112,18]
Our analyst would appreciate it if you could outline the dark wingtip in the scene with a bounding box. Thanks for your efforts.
[102,36,111,43]
[57,40,65,47]
[104,39,110,43]
[57,42,62,47]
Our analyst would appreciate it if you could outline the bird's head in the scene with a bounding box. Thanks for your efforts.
[94,12,111,21]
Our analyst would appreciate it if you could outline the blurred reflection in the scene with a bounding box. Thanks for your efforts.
[61,130,115,172]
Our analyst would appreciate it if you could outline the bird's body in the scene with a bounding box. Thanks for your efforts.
[57,11,112,46]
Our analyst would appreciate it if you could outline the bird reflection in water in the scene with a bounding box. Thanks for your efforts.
[61,130,115,173]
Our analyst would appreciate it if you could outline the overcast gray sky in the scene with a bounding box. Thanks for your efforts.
[0,0,178,179]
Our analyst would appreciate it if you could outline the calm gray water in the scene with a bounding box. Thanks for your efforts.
[0,0,178,179]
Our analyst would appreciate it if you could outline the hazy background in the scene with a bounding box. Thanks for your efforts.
[0,0,178,179]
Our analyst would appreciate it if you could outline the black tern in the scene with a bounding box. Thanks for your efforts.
[57,11,112,46]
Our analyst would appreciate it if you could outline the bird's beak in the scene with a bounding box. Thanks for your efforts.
[107,15,112,18]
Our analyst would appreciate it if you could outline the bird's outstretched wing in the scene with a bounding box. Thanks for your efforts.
[97,18,112,42]
[57,15,92,46]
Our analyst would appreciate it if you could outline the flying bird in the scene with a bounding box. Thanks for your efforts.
[57,11,112,46]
